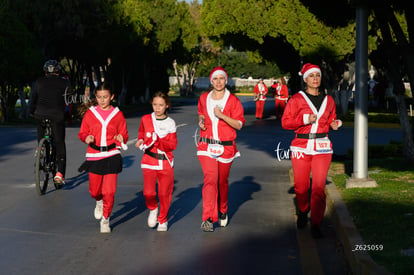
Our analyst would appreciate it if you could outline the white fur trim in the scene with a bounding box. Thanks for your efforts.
[303,68,321,79]
[210,70,228,83]
[86,150,120,158]
[303,114,310,125]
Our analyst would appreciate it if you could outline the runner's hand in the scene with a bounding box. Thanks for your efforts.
[85,135,94,144]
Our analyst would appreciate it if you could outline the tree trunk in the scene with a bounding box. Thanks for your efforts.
[143,63,151,102]
[173,60,182,93]
[181,64,189,96]
[374,3,414,161]
[118,69,128,106]
[395,94,414,161]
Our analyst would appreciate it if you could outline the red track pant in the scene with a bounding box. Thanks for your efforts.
[291,153,332,226]
[89,173,118,219]
[275,99,286,118]
[142,165,174,224]
[255,100,265,119]
[198,156,232,223]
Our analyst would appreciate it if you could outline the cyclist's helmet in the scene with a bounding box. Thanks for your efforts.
[43,60,62,74]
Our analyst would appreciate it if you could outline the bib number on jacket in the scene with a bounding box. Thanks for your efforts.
[207,143,224,158]
[315,137,331,153]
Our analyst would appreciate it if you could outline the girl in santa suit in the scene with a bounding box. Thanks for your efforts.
[282,63,341,238]
[253,78,268,119]
[135,92,177,232]
[198,66,245,232]
[274,77,289,119]
[78,83,129,233]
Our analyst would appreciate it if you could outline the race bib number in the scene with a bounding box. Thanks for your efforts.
[315,137,331,153]
[207,143,224,158]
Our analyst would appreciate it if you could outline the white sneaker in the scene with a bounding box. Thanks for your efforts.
[53,172,65,186]
[219,212,228,227]
[157,222,168,232]
[100,217,111,233]
[147,207,158,228]
[94,199,103,220]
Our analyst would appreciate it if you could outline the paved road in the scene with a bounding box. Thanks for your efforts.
[0,97,401,275]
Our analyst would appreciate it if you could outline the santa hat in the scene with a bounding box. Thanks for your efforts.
[209,66,228,84]
[299,63,321,79]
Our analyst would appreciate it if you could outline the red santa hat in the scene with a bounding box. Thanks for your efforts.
[209,66,228,84]
[299,63,321,79]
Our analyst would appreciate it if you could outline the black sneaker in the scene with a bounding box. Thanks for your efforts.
[297,211,308,229]
[201,218,214,232]
[311,224,323,239]
[219,212,228,227]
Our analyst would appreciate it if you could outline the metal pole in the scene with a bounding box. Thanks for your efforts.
[353,4,368,179]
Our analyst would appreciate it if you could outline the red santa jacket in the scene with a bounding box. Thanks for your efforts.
[138,113,177,170]
[197,89,245,163]
[275,84,289,101]
[254,83,268,101]
[79,106,129,158]
[282,91,341,155]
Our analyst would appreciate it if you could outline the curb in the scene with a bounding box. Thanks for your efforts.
[325,178,392,275]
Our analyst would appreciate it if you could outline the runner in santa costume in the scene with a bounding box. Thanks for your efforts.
[78,83,129,233]
[274,77,289,119]
[253,78,268,119]
[198,66,245,232]
[281,63,341,238]
[136,92,177,232]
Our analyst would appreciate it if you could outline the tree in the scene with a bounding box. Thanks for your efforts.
[0,0,42,122]
[200,0,356,94]
[368,0,414,161]
[7,0,199,108]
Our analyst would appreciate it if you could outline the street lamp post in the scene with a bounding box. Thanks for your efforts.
[346,2,377,188]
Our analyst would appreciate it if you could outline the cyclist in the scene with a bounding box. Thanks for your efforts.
[30,60,73,186]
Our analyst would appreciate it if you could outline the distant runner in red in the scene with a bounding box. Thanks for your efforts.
[197,66,245,232]
[282,63,342,238]
[274,77,289,119]
[253,78,268,119]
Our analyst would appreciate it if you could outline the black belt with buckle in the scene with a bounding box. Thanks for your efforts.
[199,137,233,146]
[145,151,167,160]
[296,133,327,139]
[89,143,117,152]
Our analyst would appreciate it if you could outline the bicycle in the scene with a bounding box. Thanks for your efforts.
[34,119,62,195]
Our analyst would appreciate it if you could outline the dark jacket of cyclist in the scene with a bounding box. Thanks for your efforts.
[30,60,73,185]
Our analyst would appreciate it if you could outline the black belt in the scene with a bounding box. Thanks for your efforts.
[89,143,117,152]
[296,133,328,139]
[145,151,167,160]
[199,137,233,146]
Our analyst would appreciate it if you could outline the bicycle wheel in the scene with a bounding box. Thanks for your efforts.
[35,138,50,195]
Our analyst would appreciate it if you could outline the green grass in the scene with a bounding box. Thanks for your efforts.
[329,158,414,275]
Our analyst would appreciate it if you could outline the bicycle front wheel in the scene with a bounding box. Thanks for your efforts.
[35,138,50,195]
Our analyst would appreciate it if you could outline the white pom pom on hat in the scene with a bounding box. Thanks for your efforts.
[209,66,228,84]
[299,63,321,79]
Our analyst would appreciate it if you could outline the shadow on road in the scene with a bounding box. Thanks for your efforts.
[168,183,203,228]
[65,172,88,190]
[228,176,261,220]
[111,190,146,229]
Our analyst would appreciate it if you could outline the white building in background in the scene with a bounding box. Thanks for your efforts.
[169,76,276,90]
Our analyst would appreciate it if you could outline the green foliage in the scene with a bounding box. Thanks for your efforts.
[330,158,414,274]
[200,0,356,61]
[0,2,42,86]
[346,140,403,160]
[342,112,401,124]
[196,49,283,78]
